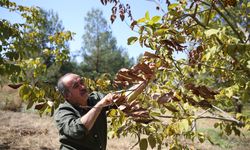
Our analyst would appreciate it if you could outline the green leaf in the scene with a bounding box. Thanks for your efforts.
[225,124,232,136]
[247,60,250,69]
[154,29,167,36]
[148,135,156,149]
[145,27,153,35]
[180,119,189,132]
[247,2,250,8]
[214,122,219,128]
[151,16,161,23]
[207,136,214,145]
[108,109,117,117]
[168,3,179,10]
[225,85,239,98]
[204,29,219,37]
[139,138,148,150]
[137,17,146,23]
[198,132,205,143]
[145,11,150,20]
[26,100,34,109]
[127,36,138,45]
[150,111,161,117]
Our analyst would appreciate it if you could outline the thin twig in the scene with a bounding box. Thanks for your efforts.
[158,114,241,125]
[196,116,241,124]
[130,131,141,149]
[175,60,233,71]
[172,59,184,77]
[186,14,208,29]
[196,108,211,118]
[206,3,213,26]
[217,0,238,25]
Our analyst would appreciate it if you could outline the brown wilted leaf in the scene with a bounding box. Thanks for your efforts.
[198,100,212,108]
[157,93,172,104]
[156,92,180,104]
[132,62,153,75]
[118,68,145,81]
[34,102,47,110]
[132,117,153,124]
[116,74,134,83]
[185,83,219,100]
[130,20,137,30]
[120,13,125,21]
[113,94,126,105]
[143,51,159,59]
[100,0,107,5]
[160,38,185,52]
[112,6,117,14]
[127,108,149,118]
[198,85,219,99]
[110,14,116,24]
[113,80,129,87]
[8,83,23,89]
[183,95,198,106]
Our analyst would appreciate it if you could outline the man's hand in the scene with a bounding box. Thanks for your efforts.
[97,93,115,108]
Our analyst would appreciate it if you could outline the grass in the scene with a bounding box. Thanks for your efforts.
[242,103,250,116]
[195,104,250,150]
[196,127,250,150]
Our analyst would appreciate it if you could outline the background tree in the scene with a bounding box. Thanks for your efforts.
[1,0,72,114]
[18,8,69,84]
[81,8,133,79]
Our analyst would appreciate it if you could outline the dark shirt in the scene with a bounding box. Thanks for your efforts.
[54,92,107,150]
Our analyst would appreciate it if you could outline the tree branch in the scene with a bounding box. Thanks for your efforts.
[158,114,242,125]
[201,1,244,43]
[176,60,234,72]
[130,131,140,149]
[186,14,207,29]
[172,59,184,77]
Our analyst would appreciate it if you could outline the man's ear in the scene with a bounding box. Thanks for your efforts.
[64,92,71,99]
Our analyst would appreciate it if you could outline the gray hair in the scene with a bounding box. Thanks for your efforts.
[57,73,72,97]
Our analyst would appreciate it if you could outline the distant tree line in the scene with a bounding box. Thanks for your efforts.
[57,8,134,81]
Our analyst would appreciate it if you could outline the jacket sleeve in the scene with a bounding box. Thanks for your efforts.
[54,106,88,139]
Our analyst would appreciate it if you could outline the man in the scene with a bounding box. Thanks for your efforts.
[54,73,117,150]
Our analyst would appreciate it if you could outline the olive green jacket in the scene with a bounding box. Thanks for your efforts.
[54,92,107,150]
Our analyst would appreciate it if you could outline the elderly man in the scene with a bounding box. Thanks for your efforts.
[54,73,116,150]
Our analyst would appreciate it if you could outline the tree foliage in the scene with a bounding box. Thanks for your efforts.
[1,0,73,114]
[98,0,250,149]
[81,8,133,78]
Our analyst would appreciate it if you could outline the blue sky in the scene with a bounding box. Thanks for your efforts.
[1,0,166,62]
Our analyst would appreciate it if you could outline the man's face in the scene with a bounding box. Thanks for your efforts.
[63,74,89,106]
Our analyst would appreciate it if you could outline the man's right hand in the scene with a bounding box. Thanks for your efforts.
[96,93,115,108]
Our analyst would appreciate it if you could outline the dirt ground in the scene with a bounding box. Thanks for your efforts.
[0,110,59,150]
[0,110,139,150]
